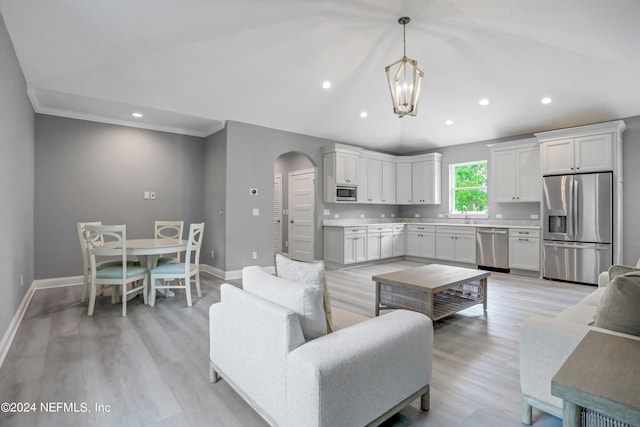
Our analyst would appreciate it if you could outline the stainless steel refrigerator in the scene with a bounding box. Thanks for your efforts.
[542,172,612,285]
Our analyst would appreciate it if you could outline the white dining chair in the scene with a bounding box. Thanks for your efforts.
[85,224,149,316]
[77,221,123,303]
[154,220,184,265]
[149,222,204,307]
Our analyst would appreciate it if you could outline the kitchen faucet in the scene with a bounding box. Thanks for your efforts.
[462,205,470,224]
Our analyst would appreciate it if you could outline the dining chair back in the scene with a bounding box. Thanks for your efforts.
[149,222,204,307]
[155,220,184,264]
[85,224,148,316]
[78,221,112,302]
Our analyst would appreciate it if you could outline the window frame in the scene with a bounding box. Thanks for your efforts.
[448,160,488,216]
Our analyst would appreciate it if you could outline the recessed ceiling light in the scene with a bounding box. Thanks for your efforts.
[445,119,454,125]
[322,81,332,89]
[132,112,143,118]
[541,97,552,104]
[360,112,368,118]
[478,98,490,106]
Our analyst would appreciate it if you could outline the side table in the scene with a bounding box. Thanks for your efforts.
[551,331,640,427]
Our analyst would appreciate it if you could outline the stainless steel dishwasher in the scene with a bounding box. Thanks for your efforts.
[476,227,509,271]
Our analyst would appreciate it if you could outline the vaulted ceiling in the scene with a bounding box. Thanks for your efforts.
[2,0,639,153]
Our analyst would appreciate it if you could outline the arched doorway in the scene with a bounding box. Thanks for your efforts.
[274,152,315,261]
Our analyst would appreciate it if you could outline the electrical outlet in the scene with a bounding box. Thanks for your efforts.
[531,214,539,219]
[391,213,395,218]
[252,208,259,216]
[334,214,339,219]
[211,250,215,258]
[252,251,257,259]
[496,214,503,219]
[438,214,444,218]
[381,214,385,218]
[150,191,156,200]
[360,214,365,219]
[415,213,420,218]
[323,209,330,216]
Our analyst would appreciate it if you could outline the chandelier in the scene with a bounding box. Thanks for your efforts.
[385,17,424,117]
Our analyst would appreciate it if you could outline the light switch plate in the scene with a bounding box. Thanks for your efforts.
[252,208,259,216]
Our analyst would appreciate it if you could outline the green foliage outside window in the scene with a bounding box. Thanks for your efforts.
[452,162,487,213]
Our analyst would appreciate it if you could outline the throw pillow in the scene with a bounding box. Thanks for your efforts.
[607,264,640,282]
[242,266,327,340]
[594,271,640,336]
[275,254,333,333]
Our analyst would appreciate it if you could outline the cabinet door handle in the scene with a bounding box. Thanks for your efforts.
[519,238,529,242]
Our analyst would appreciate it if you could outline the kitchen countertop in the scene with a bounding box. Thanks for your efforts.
[322,218,540,229]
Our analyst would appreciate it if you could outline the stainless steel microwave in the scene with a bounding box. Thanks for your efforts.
[336,185,357,201]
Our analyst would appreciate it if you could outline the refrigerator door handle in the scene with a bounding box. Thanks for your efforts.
[573,178,579,237]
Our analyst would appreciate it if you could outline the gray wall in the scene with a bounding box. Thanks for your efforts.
[34,115,205,279]
[0,14,35,339]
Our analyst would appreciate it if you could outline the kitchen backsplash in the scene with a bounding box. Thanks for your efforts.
[323,217,540,227]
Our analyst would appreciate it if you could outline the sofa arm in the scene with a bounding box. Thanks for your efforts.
[285,310,432,427]
[520,316,590,412]
[598,271,609,287]
[210,284,306,426]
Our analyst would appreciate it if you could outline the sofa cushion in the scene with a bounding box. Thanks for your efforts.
[608,264,640,282]
[556,304,598,325]
[274,254,333,333]
[593,272,640,337]
[242,266,327,341]
[578,287,607,307]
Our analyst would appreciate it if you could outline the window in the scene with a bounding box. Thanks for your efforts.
[449,161,487,214]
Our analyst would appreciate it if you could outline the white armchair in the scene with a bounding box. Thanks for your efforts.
[209,267,433,427]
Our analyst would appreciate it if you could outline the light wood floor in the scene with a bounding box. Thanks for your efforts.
[0,261,593,426]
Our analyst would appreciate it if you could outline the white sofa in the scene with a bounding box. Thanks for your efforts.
[209,266,433,427]
[520,261,640,424]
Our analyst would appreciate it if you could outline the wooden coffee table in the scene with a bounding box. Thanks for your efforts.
[372,264,490,320]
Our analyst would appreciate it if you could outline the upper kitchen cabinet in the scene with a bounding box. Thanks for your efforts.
[489,138,540,202]
[536,121,626,176]
[358,152,397,204]
[323,144,362,203]
[324,144,360,185]
[396,159,413,204]
[412,153,442,204]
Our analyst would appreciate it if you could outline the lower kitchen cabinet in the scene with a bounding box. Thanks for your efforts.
[391,224,406,256]
[323,226,367,264]
[435,226,476,264]
[366,225,393,261]
[509,228,540,271]
[406,225,435,258]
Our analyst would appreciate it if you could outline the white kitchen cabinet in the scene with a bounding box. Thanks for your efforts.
[381,160,396,204]
[391,224,405,256]
[323,226,366,264]
[405,225,435,258]
[359,155,396,204]
[509,228,540,271]
[366,225,393,261]
[335,151,359,184]
[411,153,442,204]
[435,226,476,264]
[396,160,413,204]
[323,144,362,203]
[539,134,613,175]
[490,138,540,202]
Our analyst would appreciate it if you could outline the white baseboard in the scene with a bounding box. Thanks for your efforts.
[34,275,83,289]
[0,282,36,368]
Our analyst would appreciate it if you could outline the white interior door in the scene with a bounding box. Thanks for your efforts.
[288,168,315,262]
[273,174,283,254]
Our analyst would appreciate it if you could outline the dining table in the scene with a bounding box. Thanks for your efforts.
[125,238,188,299]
